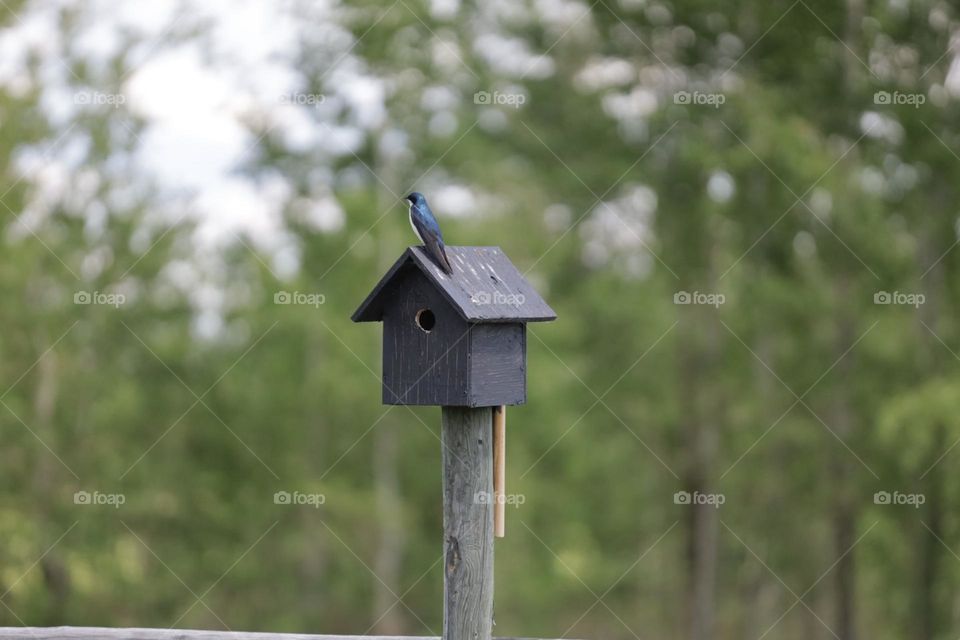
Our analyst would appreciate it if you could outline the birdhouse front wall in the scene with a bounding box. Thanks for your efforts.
[382,265,472,406]
[379,265,529,407]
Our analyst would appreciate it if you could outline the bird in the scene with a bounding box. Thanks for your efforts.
[405,192,453,275]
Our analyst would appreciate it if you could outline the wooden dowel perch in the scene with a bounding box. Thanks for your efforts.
[493,406,506,538]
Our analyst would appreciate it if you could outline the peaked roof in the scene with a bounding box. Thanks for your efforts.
[352,246,557,323]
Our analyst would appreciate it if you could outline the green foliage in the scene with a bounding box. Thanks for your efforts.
[3,0,960,638]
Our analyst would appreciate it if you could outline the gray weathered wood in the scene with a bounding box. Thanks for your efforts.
[381,263,472,406]
[468,324,525,407]
[352,246,557,324]
[0,629,568,640]
[376,266,527,407]
[353,246,557,407]
[441,407,494,640]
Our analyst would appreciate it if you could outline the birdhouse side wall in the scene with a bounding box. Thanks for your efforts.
[468,323,526,406]
[381,266,472,405]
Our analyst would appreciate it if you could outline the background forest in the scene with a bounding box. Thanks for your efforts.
[2,0,959,639]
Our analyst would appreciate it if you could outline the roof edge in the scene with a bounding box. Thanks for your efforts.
[353,246,557,323]
[351,248,417,322]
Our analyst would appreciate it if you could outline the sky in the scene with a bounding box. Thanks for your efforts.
[3,0,357,279]
[4,0,959,285]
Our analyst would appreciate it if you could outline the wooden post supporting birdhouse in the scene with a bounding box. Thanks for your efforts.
[353,246,556,640]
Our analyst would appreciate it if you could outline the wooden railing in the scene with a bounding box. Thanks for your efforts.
[0,629,558,640]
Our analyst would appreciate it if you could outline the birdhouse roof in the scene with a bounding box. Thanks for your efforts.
[352,246,557,323]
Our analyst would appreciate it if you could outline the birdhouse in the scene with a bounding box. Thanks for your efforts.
[352,246,556,407]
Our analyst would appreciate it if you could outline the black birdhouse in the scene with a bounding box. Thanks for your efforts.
[352,246,556,407]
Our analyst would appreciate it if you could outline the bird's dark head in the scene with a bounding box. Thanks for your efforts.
[405,192,424,205]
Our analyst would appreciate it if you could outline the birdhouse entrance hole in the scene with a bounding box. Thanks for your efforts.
[415,308,436,332]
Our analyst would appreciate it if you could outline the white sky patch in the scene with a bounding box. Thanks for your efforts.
[0,4,65,90]
[291,195,346,233]
[707,170,735,203]
[422,84,461,111]
[580,184,657,269]
[430,0,461,21]
[431,31,473,77]
[332,70,388,130]
[860,111,904,145]
[808,188,833,218]
[858,166,886,196]
[602,86,659,121]
[946,48,960,96]
[3,0,335,258]
[534,0,592,32]
[126,47,251,190]
[432,184,478,218]
[473,33,555,79]
[1,0,365,339]
[544,203,573,233]
[574,57,635,92]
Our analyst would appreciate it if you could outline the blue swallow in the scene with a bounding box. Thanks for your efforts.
[405,192,453,275]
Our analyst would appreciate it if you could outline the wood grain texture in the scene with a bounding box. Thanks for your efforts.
[353,247,557,324]
[0,629,573,640]
[468,324,525,407]
[378,266,527,407]
[441,407,494,640]
[382,264,471,406]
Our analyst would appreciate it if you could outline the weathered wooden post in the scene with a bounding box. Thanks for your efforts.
[352,246,556,640]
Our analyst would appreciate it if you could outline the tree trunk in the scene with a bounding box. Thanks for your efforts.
[369,132,407,633]
[678,303,719,640]
[371,423,405,634]
[918,424,943,640]
[911,191,948,639]
[829,278,857,640]
[32,346,70,625]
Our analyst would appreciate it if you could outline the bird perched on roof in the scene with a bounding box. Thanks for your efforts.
[405,192,453,275]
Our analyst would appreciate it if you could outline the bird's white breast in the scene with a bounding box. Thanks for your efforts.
[408,203,425,243]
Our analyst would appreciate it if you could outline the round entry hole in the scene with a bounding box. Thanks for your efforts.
[416,308,436,332]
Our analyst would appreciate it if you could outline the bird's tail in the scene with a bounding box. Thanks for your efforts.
[437,244,453,275]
